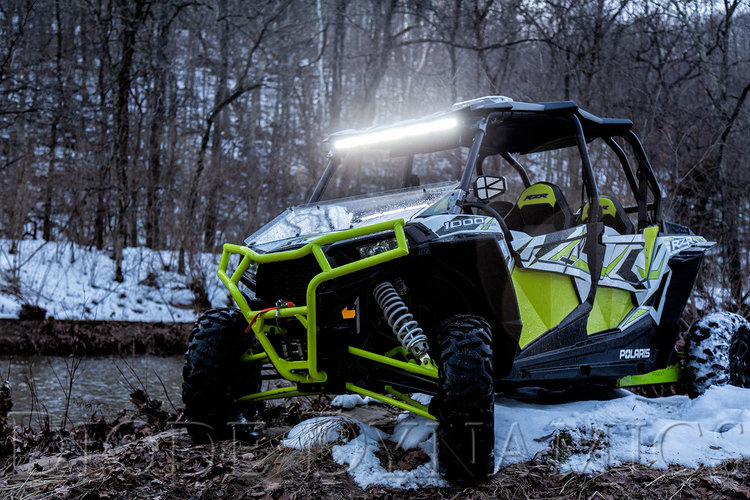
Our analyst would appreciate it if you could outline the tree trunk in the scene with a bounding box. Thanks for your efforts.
[42,115,59,242]
[329,0,347,129]
[358,0,397,126]
[113,0,148,281]
[145,3,169,249]
[202,0,229,252]
[93,0,113,251]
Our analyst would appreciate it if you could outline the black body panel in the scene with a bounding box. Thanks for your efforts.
[502,319,659,386]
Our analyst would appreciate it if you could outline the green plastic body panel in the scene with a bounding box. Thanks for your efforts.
[616,363,681,387]
[587,286,634,334]
[512,268,580,348]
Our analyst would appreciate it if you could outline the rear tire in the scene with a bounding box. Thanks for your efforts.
[435,314,494,484]
[684,311,750,397]
[182,307,261,442]
[729,317,750,388]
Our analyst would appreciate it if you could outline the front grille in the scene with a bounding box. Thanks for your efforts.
[254,255,320,306]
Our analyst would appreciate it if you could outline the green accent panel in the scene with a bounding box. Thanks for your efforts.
[346,382,436,420]
[620,306,650,328]
[512,268,580,348]
[636,265,646,279]
[616,364,681,387]
[517,184,556,208]
[648,254,665,280]
[581,197,617,221]
[602,249,627,277]
[218,218,410,384]
[642,225,659,277]
[586,286,634,334]
[550,239,578,261]
[573,258,590,273]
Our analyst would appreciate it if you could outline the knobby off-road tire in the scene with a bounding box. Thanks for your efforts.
[685,311,750,397]
[729,315,750,389]
[182,307,261,442]
[436,314,494,484]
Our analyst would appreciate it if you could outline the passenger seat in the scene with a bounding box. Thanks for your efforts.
[580,196,634,234]
[504,182,573,236]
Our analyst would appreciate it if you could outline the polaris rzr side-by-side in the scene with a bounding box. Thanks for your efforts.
[182,96,750,483]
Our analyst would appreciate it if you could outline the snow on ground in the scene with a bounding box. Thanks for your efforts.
[284,385,750,489]
[0,239,225,322]
[281,416,366,449]
[283,411,446,489]
[494,384,750,472]
[331,394,380,409]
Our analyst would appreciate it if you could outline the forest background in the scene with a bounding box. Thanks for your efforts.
[1,0,748,315]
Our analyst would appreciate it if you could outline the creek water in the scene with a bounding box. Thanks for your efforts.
[1,355,185,427]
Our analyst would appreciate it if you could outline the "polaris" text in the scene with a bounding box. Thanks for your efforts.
[619,348,650,359]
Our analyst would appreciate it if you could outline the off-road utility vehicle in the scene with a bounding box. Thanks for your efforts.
[183,96,749,482]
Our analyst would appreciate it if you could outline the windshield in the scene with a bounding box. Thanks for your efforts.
[318,148,465,201]
[247,181,459,249]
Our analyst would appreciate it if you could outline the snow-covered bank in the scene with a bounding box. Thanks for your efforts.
[284,385,750,489]
[0,239,224,322]
[493,384,750,472]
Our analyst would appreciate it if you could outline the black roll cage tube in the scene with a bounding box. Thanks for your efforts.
[459,125,487,192]
[500,152,532,187]
[308,155,337,204]
[571,114,600,223]
[625,130,662,225]
[602,133,662,229]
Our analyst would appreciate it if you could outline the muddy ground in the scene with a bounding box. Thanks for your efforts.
[1,319,748,498]
[0,319,190,356]
[1,383,750,500]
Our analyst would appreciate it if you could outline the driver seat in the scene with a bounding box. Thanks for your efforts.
[504,182,573,236]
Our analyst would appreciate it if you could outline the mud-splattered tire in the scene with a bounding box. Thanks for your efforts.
[685,312,750,397]
[436,314,494,484]
[182,307,261,442]
[729,317,750,388]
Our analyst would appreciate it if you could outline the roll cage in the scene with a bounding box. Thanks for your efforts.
[310,97,662,231]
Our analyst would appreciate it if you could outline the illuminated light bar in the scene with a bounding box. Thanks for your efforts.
[332,117,458,151]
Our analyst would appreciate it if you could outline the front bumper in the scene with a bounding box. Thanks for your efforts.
[217,218,410,384]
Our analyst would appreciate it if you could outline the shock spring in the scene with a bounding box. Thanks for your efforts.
[372,281,431,364]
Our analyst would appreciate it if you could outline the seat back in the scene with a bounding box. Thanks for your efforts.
[505,182,573,236]
[581,196,634,234]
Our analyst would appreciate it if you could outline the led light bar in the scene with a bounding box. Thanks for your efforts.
[332,117,458,151]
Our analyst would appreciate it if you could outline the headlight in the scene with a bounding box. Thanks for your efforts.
[239,260,259,290]
[356,237,399,258]
[245,260,259,276]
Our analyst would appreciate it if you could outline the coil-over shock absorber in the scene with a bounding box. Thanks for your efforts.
[373,281,431,365]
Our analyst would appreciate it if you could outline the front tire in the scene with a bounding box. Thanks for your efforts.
[684,311,750,397]
[182,307,261,442]
[435,314,494,484]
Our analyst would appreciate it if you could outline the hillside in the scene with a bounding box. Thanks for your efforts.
[0,239,224,323]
